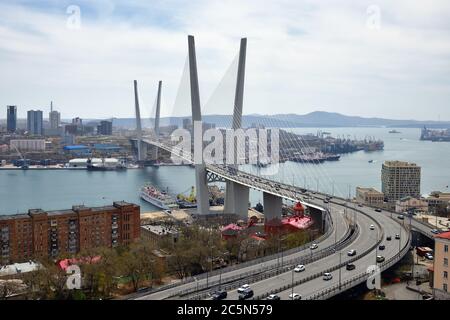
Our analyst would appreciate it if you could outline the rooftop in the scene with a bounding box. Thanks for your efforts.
[141,224,178,235]
[356,187,383,194]
[0,261,41,277]
[383,160,419,168]
[435,231,450,241]
[0,202,138,220]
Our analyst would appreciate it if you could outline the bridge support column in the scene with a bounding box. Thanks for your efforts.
[139,142,148,162]
[224,38,248,219]
[153,81,162,162]
[263,192,283,222]
[224,181,249,220]
[188,35,210,215]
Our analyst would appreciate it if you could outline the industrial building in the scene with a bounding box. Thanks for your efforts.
[10,139,46,152]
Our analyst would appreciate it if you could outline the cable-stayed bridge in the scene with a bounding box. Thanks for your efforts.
[128,36,434,300]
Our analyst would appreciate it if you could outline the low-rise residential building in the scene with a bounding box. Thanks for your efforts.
[355,187,385,207]
[140,224,179,247]
[432,231,450,300]
[395,196,428,213]
[426,191,450,214]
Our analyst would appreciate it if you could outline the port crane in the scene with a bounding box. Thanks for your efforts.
[11,144,29,169]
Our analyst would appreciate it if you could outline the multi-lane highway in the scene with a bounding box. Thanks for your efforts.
[137,199,350,300]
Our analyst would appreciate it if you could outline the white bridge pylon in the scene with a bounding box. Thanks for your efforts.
[135,36,283,222]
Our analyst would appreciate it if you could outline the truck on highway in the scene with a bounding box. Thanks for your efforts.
[416,247,433,258]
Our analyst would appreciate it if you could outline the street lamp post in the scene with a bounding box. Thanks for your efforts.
[194,277,199,295]
[339,251,342,290]
[291,267,295,298]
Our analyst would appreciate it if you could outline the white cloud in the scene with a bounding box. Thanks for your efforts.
[0,0,449,120]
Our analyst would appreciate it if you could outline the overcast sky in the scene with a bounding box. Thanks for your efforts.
[0,0,449,120]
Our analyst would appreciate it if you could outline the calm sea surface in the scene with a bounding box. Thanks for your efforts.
[1,127,449,214]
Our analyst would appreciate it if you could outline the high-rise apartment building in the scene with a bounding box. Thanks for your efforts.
[27,110,43,135]
[0,201,140,264]
[381,160,421,205]
[72,117,82,126]
[6,105,17,133]
[97,120,113,135]
[49,101,61,129]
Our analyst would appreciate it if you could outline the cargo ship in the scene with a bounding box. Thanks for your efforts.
[420,127,450,142]
[364,141,384,152]
[140,184,179,210]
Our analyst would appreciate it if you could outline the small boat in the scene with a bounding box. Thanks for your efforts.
[368,160,374,163]
[389,130,401,134]
[325,154,340,161]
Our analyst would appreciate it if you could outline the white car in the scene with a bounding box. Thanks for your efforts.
[294,265,306,272]
[237,284,250,293]
[289,293,302,300]
[310,243,318,250]
[323,272,333,281]
[370,225,375,230]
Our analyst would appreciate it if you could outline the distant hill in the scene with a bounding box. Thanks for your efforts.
[105,111,450,129]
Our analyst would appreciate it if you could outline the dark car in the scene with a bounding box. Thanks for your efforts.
[378,245,386,250]
[397,215,405,220]
[386,236,392,241]
[211,290,227,300]
[346,263,356,271]
[375,208,382,212]
[238,289,254,300]
[376,255,385,263]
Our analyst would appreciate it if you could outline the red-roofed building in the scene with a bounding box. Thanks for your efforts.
[220,224,244,240]
[57,256,102,271]
[435,231,450,240]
